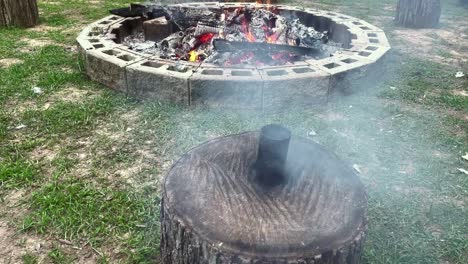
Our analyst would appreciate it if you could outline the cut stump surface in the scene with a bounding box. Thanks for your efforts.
[161,132,368,263]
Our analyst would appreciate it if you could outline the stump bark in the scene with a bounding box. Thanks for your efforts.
[395,0,441,28]
[0,0,39,28]
[161,132,368,264]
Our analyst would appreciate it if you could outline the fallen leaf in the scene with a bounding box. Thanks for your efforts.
[353,164,362,174]
[457,168,468,175]
[43,102,51,110]
[307,130,317,137]
[15,124,27,130]
[32,86,43,94]
[463,153,468,161]
[452,90,468,97]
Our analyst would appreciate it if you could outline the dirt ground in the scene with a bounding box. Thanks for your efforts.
[0,1,466,263]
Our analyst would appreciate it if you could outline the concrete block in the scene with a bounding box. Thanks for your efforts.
[190,67,263,109]
[343,19,384,33]
[329,66,370,95]
[260,66,331,109]
[126,60,195,105]
[107,17,143,44]
[86,48,144,93]
[308,54,370,75]
[144,17,174,42]
[341,46,391,63]
[350,30,391,48]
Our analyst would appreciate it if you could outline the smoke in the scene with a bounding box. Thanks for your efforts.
[132,0,468,260]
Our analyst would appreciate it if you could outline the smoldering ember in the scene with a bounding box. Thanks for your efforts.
[115,2,337,66]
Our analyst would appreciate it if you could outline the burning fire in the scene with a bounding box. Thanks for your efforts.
[245,31,256,42]
[153,2,327,66]
[240,16,256,42]
[266,33,278,44]
[189,50,198,62]
[199,33,215,44]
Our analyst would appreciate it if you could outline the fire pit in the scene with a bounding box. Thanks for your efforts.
[161,125,368,263]
[77,2,390,109]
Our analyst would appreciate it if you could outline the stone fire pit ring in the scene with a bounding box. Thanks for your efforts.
[77,2,390,110]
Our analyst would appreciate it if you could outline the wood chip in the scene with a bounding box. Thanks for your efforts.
[58,239,73,245]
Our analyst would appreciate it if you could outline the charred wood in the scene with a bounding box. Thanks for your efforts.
[213,39,320,56]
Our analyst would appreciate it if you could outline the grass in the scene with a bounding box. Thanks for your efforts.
[23,179,147,245]
[22,253,38,264]
[382,58,467,111]
[0,0,466,263]
[47,248,73,264]
[0,160,37,189]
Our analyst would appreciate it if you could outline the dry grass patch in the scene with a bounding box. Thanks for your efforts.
[0,58,24,68]
[49,86,101,104]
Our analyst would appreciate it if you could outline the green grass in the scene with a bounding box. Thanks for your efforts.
[0,160,37,189]
[21,93,128,136]
[23,179,146,244]
[47,248,73,264]
[0,0,466,263]
[22,253,38,264]
[381,58,468,111]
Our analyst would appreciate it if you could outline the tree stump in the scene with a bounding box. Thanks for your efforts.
[161,131,368,264]
[0,0,39,28]
[395,0,441,28]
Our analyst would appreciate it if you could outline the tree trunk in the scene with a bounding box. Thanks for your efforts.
[0,0,39,28]
[395,0,441,28]
[161,132,368,264]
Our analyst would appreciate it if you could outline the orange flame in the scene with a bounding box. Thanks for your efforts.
[266,33,278,44]
[241,16,256,42]
[246,31,256,42]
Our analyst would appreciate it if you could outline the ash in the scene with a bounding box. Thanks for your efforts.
[120,4,343,66]
[123,33,159,55]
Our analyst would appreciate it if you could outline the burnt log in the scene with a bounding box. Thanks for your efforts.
[143,17,175,42]
[161,131,368,264]
[395,0,441,28]
[213,39,320,56]
[110,3,169,20]
[0,0,39,28]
